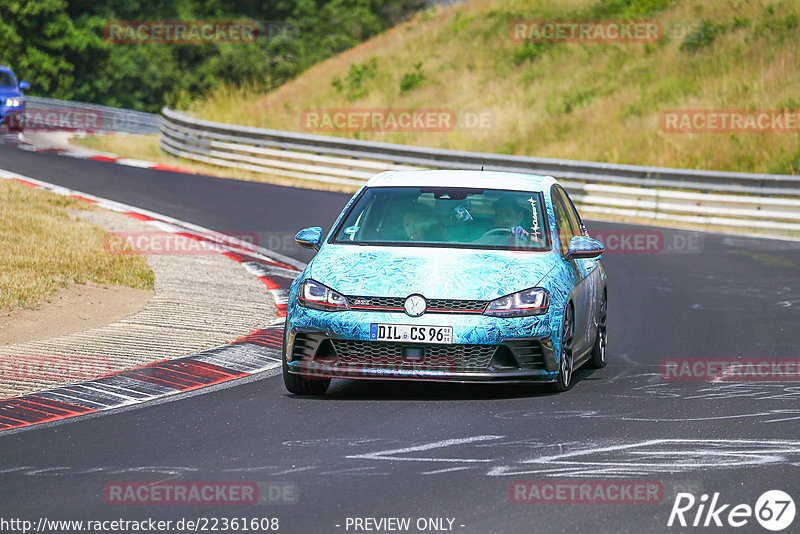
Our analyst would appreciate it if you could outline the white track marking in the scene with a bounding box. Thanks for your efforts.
[346,435,504,463]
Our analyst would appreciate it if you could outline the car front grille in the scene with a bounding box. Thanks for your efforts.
[345,295,486,314]
[331,340,496,371]
[428,298,487,313]
[291,332,552,373]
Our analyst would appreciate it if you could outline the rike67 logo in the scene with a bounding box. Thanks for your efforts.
[668,490,795,531]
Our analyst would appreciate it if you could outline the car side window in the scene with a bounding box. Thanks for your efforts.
[551,190,573,256]
[559,187,587,237]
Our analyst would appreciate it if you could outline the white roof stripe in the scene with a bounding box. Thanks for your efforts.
[365,170,559,192]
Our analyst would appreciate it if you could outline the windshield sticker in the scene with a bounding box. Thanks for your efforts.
[453,202,473,223]
[527,197,542,240]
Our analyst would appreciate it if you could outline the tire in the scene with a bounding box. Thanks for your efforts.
[282,324,330,395]
[8,113,24,132]
[551,304,574,392]
[588,289,607,369]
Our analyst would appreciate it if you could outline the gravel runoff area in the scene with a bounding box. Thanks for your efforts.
[0,206,277,398]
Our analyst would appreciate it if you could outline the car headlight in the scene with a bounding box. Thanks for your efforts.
[298,279,349,311]
[483,287,550,317]
[4,98,21,107]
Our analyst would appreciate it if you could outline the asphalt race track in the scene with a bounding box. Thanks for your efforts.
[1,142,800,533]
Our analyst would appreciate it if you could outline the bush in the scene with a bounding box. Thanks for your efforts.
[399,61,425,93]
[680,20,723,52]
[332,58,380,101]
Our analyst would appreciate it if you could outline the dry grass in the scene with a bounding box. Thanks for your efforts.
[0,179,154,310]
[76,134,165,163]
[187,0,800,175]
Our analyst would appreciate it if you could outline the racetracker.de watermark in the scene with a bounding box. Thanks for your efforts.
[104,481,298,505]
[509,229,703,254]
[661,110,800,133]
[661,358,800,381]
[298,354,459,380]
[23,108,103,132]
[0,356,111,381]
[509,20,662,43]
[300,108,494,132]
[104,20,259,44]
[104,231,258,255]
[588,230,703,254]
[509,480,663,504]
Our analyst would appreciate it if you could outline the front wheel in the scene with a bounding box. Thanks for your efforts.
[551,304,574,392]
[282,324,330,395]
[588,290,607,369]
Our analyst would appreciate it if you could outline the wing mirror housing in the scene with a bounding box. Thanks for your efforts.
[566,236,605,260]
[295,226,323,251]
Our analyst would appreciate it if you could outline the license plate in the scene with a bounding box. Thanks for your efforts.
[369,324,453,344]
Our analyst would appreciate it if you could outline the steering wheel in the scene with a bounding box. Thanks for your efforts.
[479,228,512,239]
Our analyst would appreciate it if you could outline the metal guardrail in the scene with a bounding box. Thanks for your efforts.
[160,107,800,233]
[26,96,159,135]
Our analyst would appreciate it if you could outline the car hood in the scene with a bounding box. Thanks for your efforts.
[309,244,560,300]
[0,88,22,98]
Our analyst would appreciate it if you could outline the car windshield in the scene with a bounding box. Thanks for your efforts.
[0,72,15,87]
[333,186,550,251]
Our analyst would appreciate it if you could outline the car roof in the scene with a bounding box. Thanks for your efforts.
[365,170,559,192]
[0,65,13,73]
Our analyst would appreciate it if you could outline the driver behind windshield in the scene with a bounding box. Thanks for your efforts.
[494,197,531,239]
[403,204,440,241]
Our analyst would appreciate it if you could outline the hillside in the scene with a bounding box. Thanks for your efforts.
[188,0,800,174]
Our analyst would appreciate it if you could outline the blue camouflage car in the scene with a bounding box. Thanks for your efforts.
[0,65,29,132]
[283,170,607,394]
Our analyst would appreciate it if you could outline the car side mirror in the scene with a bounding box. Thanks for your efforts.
[295,226,323,251]
[565,236,604,260]
[19,81,30,90]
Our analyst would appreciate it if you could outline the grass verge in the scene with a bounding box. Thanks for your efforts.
[0,179,154,310]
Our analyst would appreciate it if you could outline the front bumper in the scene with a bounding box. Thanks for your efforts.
[287,359,557,384]
[284,307,561,383]
[0,106,24,126]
